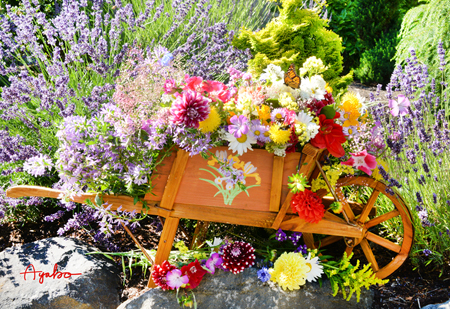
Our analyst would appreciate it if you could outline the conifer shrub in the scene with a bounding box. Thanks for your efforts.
[354,28,398,85]
[232,0,353,95]
[394,0,450,91]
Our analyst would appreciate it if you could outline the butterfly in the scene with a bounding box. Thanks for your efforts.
[284,64,301,89]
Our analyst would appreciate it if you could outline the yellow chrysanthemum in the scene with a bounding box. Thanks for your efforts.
[372,159,388,181]
[339,92,362,124]
[257,104,271,125]
[199,106,221,133]
[269,124,291,145]
[270,252,309,291]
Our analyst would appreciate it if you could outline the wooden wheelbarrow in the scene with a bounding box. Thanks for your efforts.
[7,144,413,287]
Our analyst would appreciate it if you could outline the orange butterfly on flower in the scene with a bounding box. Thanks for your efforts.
[284,64,301,89]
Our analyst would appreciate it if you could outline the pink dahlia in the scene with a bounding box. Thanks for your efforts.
[170,90,210,128]
[221,241,256,274]
[163,78,177,94]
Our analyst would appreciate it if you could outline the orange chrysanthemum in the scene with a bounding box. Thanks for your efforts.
[290,189,326,223]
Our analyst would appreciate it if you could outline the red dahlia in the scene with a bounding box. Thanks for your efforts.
[151,260,177,290]
[290,189,326,223]
[222,241,256,274]
[181,259,207,290]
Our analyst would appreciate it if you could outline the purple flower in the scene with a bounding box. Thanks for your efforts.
[289,232,303,246]
[160,53,174,67]
[23,154,53,176]
[257,267,271,282]
[166,269,189,289]
[295,244,308,255]
[205,252,223,274]
[423,249,432,256]
[275,228,287,242]
[228,115,249,138]
[389,94,410,117]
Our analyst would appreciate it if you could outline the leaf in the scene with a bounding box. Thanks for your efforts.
[133,196,139,205]
[95,194,103,207]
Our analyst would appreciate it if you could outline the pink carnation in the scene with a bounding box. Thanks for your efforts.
[203,80,231,103]
[170,90,210,128]
[184,76,204,92]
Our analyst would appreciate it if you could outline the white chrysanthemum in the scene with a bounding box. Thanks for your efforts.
[260,64,284,83]
[266,80,301,100]
[300,75,327,101]
[296,111,320,140]
[273,146,287,157]
[299,56,328,77]
[304,253,324,282]
[225,132,257,156]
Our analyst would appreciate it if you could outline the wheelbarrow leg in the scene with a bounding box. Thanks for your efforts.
[148,217,180,288]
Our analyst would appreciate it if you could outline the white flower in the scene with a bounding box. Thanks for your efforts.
[343,125,360,137]
[266,80,302,100]
[296,111,320,140]
[304,253,324,282]
[206,237,223,251]
[242,161,257,175]
[300,75,327,100]
[161,93,175,104]
[225,132,256,156]
[260,64,284,83]
[273,146,287,157]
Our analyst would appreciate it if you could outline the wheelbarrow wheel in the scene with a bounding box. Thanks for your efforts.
[308,176,414,279]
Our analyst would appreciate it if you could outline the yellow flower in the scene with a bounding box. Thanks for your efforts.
[257,104,271,125]
[372,158,388,181]
[339,92,362,126]
[270,252,309,290]
[342,112,360,127]
[269,124,291,145]
[325,83,333,94]
[199,106,221,133]
[175,241,189,254]
[279,92,298,110]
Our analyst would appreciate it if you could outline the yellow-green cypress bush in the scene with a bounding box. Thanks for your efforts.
[232,0,352,95]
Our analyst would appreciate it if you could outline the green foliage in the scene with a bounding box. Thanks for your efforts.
[354,28,398,85]
[394,0,450,86]
[327,0,420,83]
[323,252,388,302]
[232,0,352,94]
[326,0,362,72]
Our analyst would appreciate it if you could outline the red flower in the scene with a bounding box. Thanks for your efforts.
[285,126,299,154]
[151,261,177,291]
[290,189,326,223]
[181,260,207,290]
[221,241,256,274]
[310,113,346,158]
[306,92,335,115]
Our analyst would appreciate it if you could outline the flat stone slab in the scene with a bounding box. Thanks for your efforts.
[423,299,450,309]
[0,237,121,309]
[118,267,373,309]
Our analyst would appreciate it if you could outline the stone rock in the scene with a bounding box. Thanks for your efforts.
[423,300,450,309]
[118,267,373,309]
[0,237,121,309]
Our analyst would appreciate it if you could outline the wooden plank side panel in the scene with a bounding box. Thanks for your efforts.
[174,147,275,212]
[269,156,285,212]
[159,150,190,210]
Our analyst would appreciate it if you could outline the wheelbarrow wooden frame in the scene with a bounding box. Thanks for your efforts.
[6,144,413,287]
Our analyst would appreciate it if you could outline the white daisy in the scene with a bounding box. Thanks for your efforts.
[296,111,320,139]
[343,125,360,137]
[225,132,257,156]
[304,253,324,282]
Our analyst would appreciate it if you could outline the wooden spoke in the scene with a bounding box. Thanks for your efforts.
[360,239,379,272]
[357,189,380,224]
[314,235,342,248]
[315,176,413,279]
[345,245,353,257]
[334,186,355,221]
[366,232,401,253]
[365,210,400,229]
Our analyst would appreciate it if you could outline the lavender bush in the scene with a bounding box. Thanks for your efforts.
[0,0,277,250]
[370,43,450,267]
